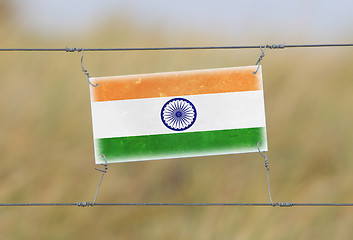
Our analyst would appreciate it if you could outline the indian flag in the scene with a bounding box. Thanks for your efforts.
[90,65,267,164]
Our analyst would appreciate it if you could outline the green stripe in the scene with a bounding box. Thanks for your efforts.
[95,127,266,162]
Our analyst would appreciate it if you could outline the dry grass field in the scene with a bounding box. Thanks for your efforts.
[1,4,353,239]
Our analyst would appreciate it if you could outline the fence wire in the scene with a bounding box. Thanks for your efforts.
[0,43,352,52]
[1,203,353,207]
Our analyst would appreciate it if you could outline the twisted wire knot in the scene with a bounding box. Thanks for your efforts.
[65,47,82,52]
[76,202,93,207]
[273,202,294,207]
[253,43,286,74]
[253,46,267,75]
[65,47,97,86]
[80,49,98,87]
[266,44,286,49]
[264,158,269,170]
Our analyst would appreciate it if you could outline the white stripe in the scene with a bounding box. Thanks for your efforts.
[91,91,266,139]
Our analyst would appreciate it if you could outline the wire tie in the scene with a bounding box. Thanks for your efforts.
[65,47,82,52]
[257,142,274,206]
[95,154,108,173]
[267,43,286,49]
[257,142,270,171]
[76,202,93,207]
[92,154,109,206]
[80,49,98,87]
[276,202,294,207]
[253,45,267,75]
[252,43,286,75]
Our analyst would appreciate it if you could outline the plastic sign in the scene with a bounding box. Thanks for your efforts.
[90,66,267,164]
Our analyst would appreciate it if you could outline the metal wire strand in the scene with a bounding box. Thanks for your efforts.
[80,49,98,87]
[257,142,274,206]
[253,45,267,75]
[1,202,353,207]
[92,154,108,206]
[1,43,353,52]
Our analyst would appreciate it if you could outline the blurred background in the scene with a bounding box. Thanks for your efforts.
[1,0,353,239]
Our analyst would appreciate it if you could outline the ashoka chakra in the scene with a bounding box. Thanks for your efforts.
[161,98,197,131]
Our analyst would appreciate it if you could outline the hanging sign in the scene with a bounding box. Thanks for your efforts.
[90,66,267,164]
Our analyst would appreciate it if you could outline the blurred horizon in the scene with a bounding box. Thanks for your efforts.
[4,0,353,43]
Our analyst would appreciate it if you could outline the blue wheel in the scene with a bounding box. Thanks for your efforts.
[161,98,197,131]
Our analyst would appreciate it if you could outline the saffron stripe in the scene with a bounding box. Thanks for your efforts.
[94,127,267,163]
[90,66,262,102]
